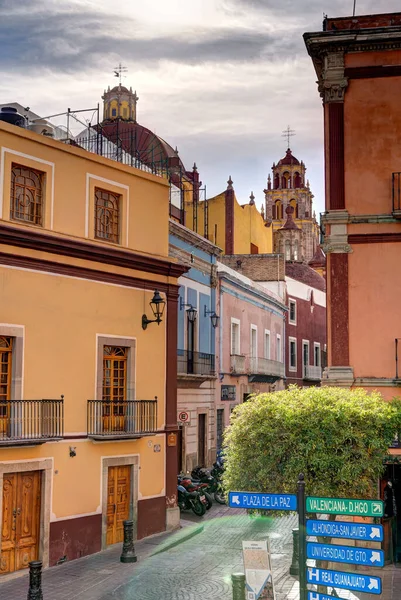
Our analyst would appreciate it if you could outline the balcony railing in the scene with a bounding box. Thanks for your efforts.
[177,350,215,376]
[249,357,285,379]
[230,354,246,374]
[393,173,401,217]
[0,398,64,444]
[87,399,157,438]
[303,365,322,380]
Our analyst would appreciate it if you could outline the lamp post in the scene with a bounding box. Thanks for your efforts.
[204,306,220,328]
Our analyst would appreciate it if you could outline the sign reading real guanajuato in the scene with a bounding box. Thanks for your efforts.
[307,568,382,595]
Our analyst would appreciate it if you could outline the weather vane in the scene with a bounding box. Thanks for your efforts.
[282,125,296,149]
[114,63,128,85]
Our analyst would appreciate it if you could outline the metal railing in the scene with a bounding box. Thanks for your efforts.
[177,350,215,376]
[249,357,285,378]
[393,172,401,214]
[303,365,322,380]
[230,354,246,374]
[0,398,64,443]
[87,399,157,437]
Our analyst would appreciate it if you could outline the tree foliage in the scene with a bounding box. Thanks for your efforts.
[223,386,401,500]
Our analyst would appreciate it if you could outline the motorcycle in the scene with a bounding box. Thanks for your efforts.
[191,466,226,505]
[178,475,213,510]
[177,484,207,516]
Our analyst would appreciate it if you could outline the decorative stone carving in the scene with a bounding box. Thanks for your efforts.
[319,51,348,103]
[322,236,353,254]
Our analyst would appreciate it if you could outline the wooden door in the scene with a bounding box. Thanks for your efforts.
[106,466,131,545]
[0,337,13,438]
[1,471,41,574]
[198,414,206,467]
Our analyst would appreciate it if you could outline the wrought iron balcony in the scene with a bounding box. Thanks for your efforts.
[249,357,285,379]
[177,350,215,377]
[303,365,322,381]
[0,398,64,445]
[392,172,401,217]
[230,354,246,374]
[87,399,158,439]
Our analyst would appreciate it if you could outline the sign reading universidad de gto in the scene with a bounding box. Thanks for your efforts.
[307,568,381,595]
[306,519,383,541]
[306,496,384,517]
[307,542,384,567]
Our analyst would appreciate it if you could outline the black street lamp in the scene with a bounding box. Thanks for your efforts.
[204,306,220,329]
[180,297,197,323]
[142,290,166,330]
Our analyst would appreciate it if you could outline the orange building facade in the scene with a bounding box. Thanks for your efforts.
[305,12,401,402]
[0,117,186,574]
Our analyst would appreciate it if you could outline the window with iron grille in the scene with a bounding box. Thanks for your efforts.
[0,337,13,423]
[289,300,296,324]
[95,188,121,243]
[10,164,44,225]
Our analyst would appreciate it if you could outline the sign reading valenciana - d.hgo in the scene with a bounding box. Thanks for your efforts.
[306,496,384,518]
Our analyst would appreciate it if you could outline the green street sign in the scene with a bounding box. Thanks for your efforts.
[306,496,384,517]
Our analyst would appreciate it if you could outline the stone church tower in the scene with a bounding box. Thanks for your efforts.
[102,84,139,122]
[264,147,320,263]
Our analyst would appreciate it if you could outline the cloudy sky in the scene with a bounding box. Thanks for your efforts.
[1,0,400,216]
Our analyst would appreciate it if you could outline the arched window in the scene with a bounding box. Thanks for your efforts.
[10,164,44,225]
[290,199,298,218]
[294,172,301,188]
[285,240,291,261]
[272,204,276,219]
[294,240,299,261]
[274,174,280,189]
[275,200,282,220]
[95,188,121,243]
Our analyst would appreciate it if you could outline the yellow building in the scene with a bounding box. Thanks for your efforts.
[0,115,186,574]
[185,177,273,255]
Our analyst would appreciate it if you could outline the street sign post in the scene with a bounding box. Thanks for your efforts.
[307,542,384,567]
[306,519,383,541]
[306,496,383,517]
[229,491,297,511]
[307,568,382,595]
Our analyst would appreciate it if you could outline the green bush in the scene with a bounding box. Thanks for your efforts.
[223,386,401,500]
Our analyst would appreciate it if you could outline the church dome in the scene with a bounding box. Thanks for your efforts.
[110,85,130,94]
[278,148,300,166]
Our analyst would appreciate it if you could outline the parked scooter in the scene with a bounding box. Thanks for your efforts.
[191,466,226,505]
[178,475,213,510]
[177,484,207,516]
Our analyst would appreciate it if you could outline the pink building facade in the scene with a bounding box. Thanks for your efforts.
[215,262,286,452]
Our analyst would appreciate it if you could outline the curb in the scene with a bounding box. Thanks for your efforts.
[151,523,204,556]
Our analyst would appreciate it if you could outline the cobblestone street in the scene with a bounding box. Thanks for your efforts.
[1,505,401,600]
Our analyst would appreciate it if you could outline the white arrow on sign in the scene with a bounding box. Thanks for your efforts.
[232,495,240,505]
[370,552,381,564]
[370,527,381,539]
[368,579,379,590]
[372,503,382,513]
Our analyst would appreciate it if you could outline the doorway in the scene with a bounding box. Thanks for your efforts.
[1,471,41,574]
[198,414,206,467]
[106,465,131,546]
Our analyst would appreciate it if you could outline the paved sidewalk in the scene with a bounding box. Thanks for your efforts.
[1,504,400,599]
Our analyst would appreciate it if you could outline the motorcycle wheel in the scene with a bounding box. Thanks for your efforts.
[204,491,213,510]
[214,489,226,505]
[191,498,206,517]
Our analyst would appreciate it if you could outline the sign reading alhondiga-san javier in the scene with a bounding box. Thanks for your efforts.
[306,496,383,517]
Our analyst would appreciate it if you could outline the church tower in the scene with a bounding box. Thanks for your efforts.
[102,84,139,123]
[264,146,320,263]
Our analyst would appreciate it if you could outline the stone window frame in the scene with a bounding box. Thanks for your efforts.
[289,336,297,372]
[0,324,24,400]
[289,299,297,325]
[95,335,136,401]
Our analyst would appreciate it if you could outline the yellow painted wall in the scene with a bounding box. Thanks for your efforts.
[0,121,170,259]
[185,192,272,254]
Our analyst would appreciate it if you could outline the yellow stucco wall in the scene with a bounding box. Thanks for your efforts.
[185,192,272,254]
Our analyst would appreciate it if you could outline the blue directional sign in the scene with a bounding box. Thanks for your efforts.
[306,519,383,541]
[307,568,381,595]
[308,593,338,600]
[228,491,297,511]
[307,542,384,567]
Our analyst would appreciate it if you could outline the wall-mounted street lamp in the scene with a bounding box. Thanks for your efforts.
[142,290,166,330]
[204,306,220,329]
[180,297,197,323]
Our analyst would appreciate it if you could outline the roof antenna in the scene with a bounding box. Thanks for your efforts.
[353,0,356,16]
